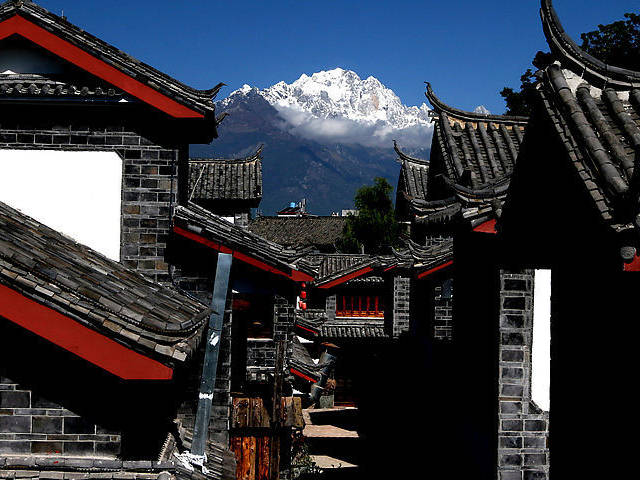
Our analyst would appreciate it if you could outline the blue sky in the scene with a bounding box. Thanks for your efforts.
[35,0,639,114]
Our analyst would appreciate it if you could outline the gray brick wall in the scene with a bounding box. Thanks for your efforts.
[434,278,453,341]
[0,125,180,284]
[325,295,336,321]
[392,276,411,338]
[0,377,120,457]
[498,270,549,480]
[246,339,275,371]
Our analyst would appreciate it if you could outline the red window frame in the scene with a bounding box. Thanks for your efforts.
[336,294,384,318]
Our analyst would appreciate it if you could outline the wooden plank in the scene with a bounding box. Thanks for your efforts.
[291,397,304,429]
[233,397,250,429]
[256,436,271,480]
[238,436,256,480]
[230,437,244,480]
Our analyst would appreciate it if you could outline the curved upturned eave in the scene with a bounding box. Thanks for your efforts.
[394,140,429,165]
[425,82,528,125]
[540,0,640,89]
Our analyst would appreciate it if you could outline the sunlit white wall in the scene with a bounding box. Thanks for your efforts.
[532,269,551,411]
[0,150,122,260]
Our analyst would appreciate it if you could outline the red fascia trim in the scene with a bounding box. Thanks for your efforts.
[473,219,497,234]
[624,255,640,271]
[0,15,204,119]
[384,265,398,272]
[296,324,319,336]
[417,260,454,279]
[290,368,318,383]
[0,284,173,380]
[173,226,314,283]
[317,266,374,290]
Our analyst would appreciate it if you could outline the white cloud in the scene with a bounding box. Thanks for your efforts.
[273,104,433,149]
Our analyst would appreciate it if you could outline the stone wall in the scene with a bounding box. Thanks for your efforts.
[0,124,180,284]
[392,276,411,338]
[498,270,549,480]
[0,377,120,457]
[433,278,453,341]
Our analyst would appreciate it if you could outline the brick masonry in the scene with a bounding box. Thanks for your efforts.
[392,276,411,338]
[0,377,120,458]
[0,124,181,284]
[433,278,453,341]
[498,270,549,480]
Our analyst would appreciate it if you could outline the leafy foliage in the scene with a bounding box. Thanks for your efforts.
[580,13,640,71]
[337,177,399,254]
[500,52,552,116]
[500,11,639,115]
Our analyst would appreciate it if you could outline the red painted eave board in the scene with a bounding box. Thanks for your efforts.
[473,219,497,234]
[290,368,318,383]
[0,15,204,119]
[296,324,319,336]
[173,226,314,283]
[317,266,374,290]
[0,283,173,380]
[417,260,454,279]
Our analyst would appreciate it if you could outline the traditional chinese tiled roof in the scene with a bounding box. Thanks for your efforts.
[392,238,454,276]
[0,1,223,127]
[296,310,388,340]
[408,84,528,228]
[172,203,316,280]
[248,216,347,252]
[0,454,234,480]
[290,336,326,382]
[395,141,430,203]
[189,147,263,206]
[0,200,210,364]
[532,0,640,245]
[0,74,127,100]
[306,254,376,283]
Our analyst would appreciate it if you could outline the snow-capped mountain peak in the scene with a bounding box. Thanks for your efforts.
[223,68,430,129]
[220,68,433,149]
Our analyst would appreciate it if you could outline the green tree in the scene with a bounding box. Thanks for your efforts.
[580,13,640,71]
[500,11,639,115]
[337,177,399,254]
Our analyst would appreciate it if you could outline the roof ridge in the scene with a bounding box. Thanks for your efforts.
[190,145,264,164]
[0,0,224,114]
[540,0,640,89]
[425,82,529,124]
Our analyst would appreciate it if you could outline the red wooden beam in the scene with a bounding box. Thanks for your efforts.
[295,324,318,336]
[473,219,497,234]
[290,368,318,383]
[0,284,173,380]
[173,226,314,282]
[417,260,454,279]
[0,15,204,119]
[317,266,374,290]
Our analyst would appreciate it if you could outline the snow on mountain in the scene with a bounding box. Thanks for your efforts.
[220,68,433,149]
[474,105,491,115]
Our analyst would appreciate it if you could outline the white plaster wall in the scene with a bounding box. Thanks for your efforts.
[533,269,551,411]
[0,149,122,261]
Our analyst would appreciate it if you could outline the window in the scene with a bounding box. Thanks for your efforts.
[336,294,384,318]
[0,150,123,260]
[532,269,551,411]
